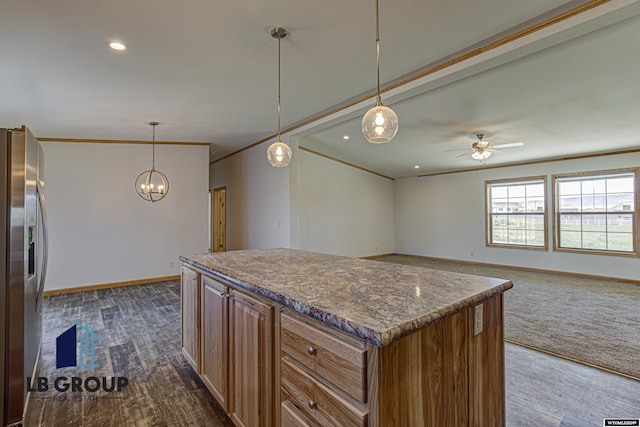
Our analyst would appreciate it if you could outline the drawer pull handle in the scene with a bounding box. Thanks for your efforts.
[308,400,317,410]
[307,346,316,355]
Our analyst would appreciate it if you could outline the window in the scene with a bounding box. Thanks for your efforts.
[553,168,639,256]
[486,176,547,249]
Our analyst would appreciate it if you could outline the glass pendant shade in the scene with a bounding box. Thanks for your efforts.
[267,140,292,167]
[135,169,169,202]
[362,104,398,144]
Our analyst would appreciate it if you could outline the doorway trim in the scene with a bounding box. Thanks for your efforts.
[212,187,226,252]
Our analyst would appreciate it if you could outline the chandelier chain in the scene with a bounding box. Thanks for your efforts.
[152,123,156,170]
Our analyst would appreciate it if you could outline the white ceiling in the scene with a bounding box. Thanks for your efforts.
[2,0,640,177]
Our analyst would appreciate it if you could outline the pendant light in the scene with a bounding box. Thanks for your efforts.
[267,27,292,167]
[135,122,169,202]
[362,0,398,144]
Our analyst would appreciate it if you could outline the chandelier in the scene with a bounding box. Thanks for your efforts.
[135,122,169,202]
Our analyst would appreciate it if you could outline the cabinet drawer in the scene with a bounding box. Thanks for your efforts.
[282,400,313,427]
[281,358,367,427]
[281,312,367,402]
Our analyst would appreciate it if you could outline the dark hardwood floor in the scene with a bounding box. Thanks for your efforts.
[24,281,639,426]
[26,281,234,427]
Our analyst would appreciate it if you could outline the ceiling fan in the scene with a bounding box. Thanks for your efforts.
[456,133,524,160]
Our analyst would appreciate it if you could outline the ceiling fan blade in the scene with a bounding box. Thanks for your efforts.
[444,148,470,152]
[492,142,524,149]
[456,152,470,158]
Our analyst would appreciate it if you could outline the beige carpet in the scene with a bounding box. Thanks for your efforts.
[376,255,640,380]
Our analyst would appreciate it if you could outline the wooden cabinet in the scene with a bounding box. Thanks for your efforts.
[181,259,507,427]
[280,295,506,427]
[201,275,228,407]
[280,311,368,427]
[198,274,275,427]
[228,289,275,427]
[181,265,200,371]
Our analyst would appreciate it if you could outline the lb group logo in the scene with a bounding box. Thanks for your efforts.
[56,321,102,369]
[28,321,129,397]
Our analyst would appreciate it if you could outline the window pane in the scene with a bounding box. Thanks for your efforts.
[607,233,634,252]
[607,193,634,211]
[492,215,508,230]
[559,196,580,212]
[582,231,607,250]
[525,214,545,231]
[581,179,606,194]
[607,176,634,193]
[508,228,526,245]
[526,183,544,197]
[529,229,545,246]
[608,214,633,233]
[492,230,508,244]
[558,181,581,195]
[491,186,507,198]
[509,198,526,212]
[582,214,607,232]
[527,197,545,212]
[560,231,582,248]
[581,195,605,211]
[559,214,581,232]
[491,198,508,213]
[507,186,526,198]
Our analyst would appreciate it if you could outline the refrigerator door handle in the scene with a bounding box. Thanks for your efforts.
[36,180,48,309]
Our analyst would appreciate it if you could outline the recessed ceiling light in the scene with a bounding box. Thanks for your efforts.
[107,41,128,51]
[414,165,420,169]
[343,135,350,140]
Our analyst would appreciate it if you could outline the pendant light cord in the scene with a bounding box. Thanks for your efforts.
[375,0,382,106]
[277,35,282,140]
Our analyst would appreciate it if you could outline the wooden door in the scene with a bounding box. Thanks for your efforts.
[201,276,229,409]
[228,289,274,427]
[181,266,200,371]
[213,187,226,252]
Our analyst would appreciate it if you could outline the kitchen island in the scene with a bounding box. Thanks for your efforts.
[179,248,512,427]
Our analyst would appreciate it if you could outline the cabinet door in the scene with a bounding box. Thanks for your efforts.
[201,276,229,408]
[228,289,274,427]
[181,266,200,371]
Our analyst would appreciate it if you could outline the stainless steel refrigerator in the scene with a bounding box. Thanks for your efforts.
[1,126,48,426]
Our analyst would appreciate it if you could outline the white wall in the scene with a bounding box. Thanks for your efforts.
[394,152,640,280]
[297,150,395,257]
[209,141,290,250]
[42,141,209,291]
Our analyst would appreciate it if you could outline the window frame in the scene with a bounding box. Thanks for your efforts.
[552,167,639,257]
[485,175,548,251]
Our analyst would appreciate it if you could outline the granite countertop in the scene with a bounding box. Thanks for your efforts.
[179,248,512,347]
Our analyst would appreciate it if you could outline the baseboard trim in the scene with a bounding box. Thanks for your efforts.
[389,253,640,286]
[360,253,395,260]
[505,339,639,382]
[43,275,181,297]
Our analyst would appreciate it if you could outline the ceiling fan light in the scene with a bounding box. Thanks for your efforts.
[362,105,398,144]
[267,140,292,167]
[471,150,491,160]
